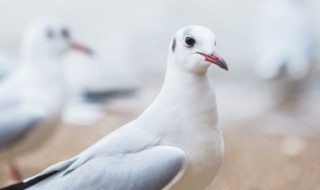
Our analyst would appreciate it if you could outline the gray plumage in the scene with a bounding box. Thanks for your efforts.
[23,126,186,190]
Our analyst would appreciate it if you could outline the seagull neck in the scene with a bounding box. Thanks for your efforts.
[20,58,65,89]
[161,63,212,96]
[137,62,219,137]
[155,62,218,124]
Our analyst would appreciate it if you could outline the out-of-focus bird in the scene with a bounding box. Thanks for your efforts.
[254,0,318,110]
[1,25,228,190]
[0,17,91,181]
[0,25,137,126]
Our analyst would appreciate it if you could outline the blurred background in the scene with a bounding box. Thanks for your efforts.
[0,0,319,189]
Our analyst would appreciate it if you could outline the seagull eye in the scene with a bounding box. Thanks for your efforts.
[214,41,217,46]
[185,36,195,47]
[61,28,70,39]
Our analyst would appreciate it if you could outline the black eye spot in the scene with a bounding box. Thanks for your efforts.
[61,28,70,39]
[215,41,217,46]
[185,36,196,47]
[46,29,54,39]
[172,38,176,52]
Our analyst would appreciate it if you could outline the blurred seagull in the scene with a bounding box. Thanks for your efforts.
[0,17,91,181]
[254,0,318,109]
[2,25,228,190]
[0,25,136,126]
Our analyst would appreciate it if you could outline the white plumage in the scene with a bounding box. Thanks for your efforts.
[254,0,318,110]
[3,25,227,190]
[0,17,91,181]
[255,0,317,80]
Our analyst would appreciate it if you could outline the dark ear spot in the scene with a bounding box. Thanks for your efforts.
[47,29,54,39]
[172,38,176,52]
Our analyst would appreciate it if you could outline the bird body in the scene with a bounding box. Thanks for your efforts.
[0,16,91,181]
[2,25,227,190]
[139,66,224,189]
[0,60,65,160]
[254,0,318,110]
[255,0,317,80]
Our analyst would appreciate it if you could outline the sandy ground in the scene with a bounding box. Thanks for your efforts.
[0,84,319,190]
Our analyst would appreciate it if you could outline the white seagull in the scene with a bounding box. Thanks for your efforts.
[0,17,91,181]
[2,25,228,190]
[255,0,317,80]
[254,0,318,109]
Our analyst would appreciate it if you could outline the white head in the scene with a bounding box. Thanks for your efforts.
[168,25,227,74]
[21,17,92,62]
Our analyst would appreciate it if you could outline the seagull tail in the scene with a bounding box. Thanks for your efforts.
[0,170,59,190]
[83,88,137,103]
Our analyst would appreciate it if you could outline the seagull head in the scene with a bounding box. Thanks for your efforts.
[168,25,228,74]
[21,17,92,61]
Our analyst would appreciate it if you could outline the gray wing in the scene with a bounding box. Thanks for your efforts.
[27,146,186,190]
[0,106,46,150]
[0,66,47,150]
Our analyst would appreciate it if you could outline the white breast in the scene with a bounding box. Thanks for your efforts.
[138,72,224,189]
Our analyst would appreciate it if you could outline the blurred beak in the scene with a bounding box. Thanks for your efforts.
[197,51,228,71]
[70,42,93,55]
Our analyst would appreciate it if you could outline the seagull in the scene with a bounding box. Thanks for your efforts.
[1,25,228,190]
[254,0,318,109]
[255,0,317,80]
[0,17,91,181]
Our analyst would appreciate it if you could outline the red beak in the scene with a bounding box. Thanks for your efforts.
[70,42,93,55]
[197,52,228,71]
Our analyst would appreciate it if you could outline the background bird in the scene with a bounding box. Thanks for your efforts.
[1,25,228,190]
[254,0,318,111]
[0,17,91,181]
